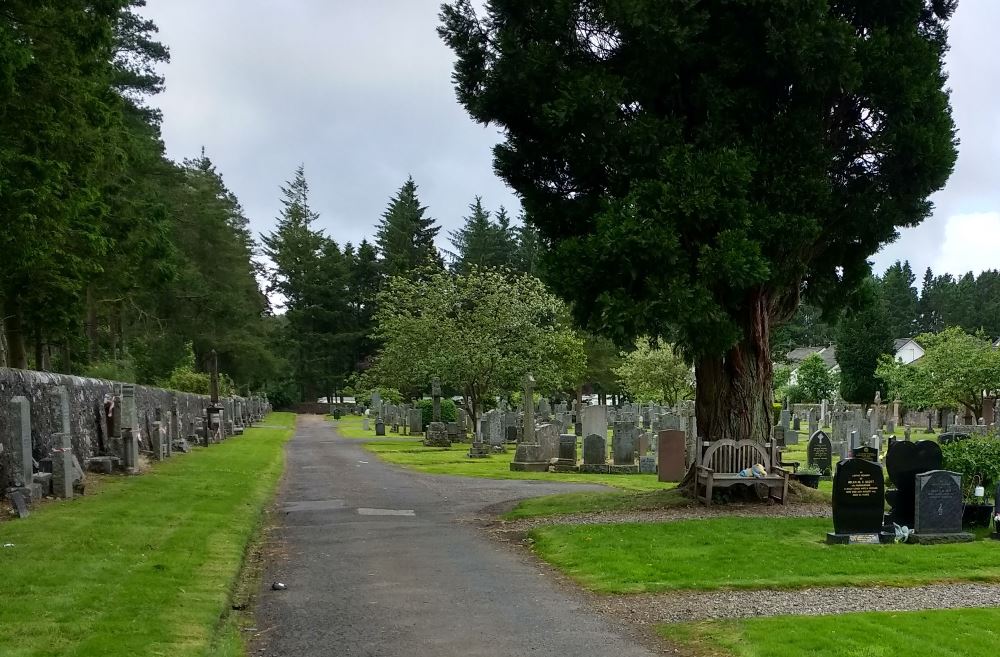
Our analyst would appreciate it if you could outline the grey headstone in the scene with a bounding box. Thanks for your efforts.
[583,434,606,465]
[639,455,656,474]
[10,396,32,488]
[10,489,29,518]
[612,422,638,465]
[915,470,965,535]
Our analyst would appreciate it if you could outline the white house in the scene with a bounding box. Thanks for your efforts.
[893,338,924,364]
[785,345,838,384]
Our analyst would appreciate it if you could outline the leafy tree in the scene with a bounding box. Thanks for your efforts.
[836,278,894,403]
[770,302,837,359]
[614,338,692,404]
[794,353,837,403]
[440,0,957,443]
[877,327,1000,419]
[879,261,918,338]
[368,267,586,427]
[375,177,442,279]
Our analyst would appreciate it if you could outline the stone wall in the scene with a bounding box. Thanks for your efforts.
[0,367,256,490]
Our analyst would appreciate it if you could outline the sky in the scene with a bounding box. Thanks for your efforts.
[144,0,1000,281]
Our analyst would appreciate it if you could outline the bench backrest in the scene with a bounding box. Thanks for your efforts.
[698,439,773,473]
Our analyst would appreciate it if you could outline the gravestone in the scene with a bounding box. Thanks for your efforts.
[522,373,536,444]
[639,455,656,474]
[52,433,75,499]
[409,408,422,436]
[423,421,450,447]
[792,415,801,431]
[10,489,29,519]
[123,428,139,473]
[852,445,878,463]
[993,482,1000,541]
[375,420,385,436]
[581,405,607,442]
[807,430,833,474]
[582,434,606,465]
[827,457,892,544]
[509,443,548,472]
[9,396,32,488]
[784,429,799,446]
[554,434,577,468]
[885,440,942,529]
[656,430,686,482]
[612,423,637,466]
[489,411,505,449]
[362,417,370,431]
[912,470,973,543]
[537,423,561,462]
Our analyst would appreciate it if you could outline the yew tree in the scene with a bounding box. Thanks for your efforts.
[440,0,957,442]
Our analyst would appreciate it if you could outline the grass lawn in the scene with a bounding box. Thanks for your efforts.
[503,488,687,519]
[363,439,665,491]
[662,607,1000,657]
[0,412,296,657]
[530,517,1000,593]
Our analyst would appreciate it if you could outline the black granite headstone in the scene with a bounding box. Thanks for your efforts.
[828,458,889,543]
[915,470,964,535]
[807,430,833,474]
[852,445,878,463]
[993,483,1000,541]
[885,440,942,528]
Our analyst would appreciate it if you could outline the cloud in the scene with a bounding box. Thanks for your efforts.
[931,212,1000,277]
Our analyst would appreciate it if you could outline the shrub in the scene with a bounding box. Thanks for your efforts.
[941,436,1000,501]
[417,398,457,426]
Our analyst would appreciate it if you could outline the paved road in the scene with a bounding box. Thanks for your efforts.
[252,415,661,657]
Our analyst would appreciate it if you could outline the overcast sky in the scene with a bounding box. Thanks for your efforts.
[145,0,1000,282]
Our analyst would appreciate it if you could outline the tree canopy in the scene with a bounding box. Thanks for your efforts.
[440,0,957,442]
[614,338,692,405]
[877,327,1000,420]
[375,177,442,279]
[835,277,894,403]
[366,268,586,425]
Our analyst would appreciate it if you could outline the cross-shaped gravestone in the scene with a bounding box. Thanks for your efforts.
[431,377,442,422]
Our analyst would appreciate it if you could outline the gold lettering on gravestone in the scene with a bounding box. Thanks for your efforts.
[846,473,877,497]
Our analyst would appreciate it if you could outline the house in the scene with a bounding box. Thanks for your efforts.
[785,345,838,384]
[893,338,924,364]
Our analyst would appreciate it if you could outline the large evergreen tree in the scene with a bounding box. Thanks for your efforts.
[879,260,919,338]
[836,278,894,403]
[441,0,958,442]
[375,177,442,279]
[448,198,518,273]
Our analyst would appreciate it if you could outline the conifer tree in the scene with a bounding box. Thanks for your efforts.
[375,177,442,279]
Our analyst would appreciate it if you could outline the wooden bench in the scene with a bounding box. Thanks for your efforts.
[695,439,789,506]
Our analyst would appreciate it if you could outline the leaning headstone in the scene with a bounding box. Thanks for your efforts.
[10,489,29,518]
[885,439,943,529]
[911,470,973,543]
[827,457,892,544]
[807,430,833,474]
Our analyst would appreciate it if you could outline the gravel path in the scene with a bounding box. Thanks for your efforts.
[496,502,831,533]
[593,582,1000,623]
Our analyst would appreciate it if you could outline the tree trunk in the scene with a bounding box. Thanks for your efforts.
[5,301,28,369]
[694,293,775,443]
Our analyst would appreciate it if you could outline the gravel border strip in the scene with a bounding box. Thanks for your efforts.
[495,502,831,533]
[593,582,1000,623]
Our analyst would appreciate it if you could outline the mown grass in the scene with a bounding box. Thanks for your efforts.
[503,488,687,519]
[363,439,664,491]
[662,607,1000,657]
[530,517,999,594]
[0,412,296,657]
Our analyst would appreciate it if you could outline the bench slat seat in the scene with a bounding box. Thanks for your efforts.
[695,438,789,506]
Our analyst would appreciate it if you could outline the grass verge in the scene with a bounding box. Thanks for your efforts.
[0,412,296,657]
[661,607,1000,657]
[530,517,999,593]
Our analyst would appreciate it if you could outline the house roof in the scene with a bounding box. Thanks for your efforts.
[785,345,837,370]
[893,337,923,351]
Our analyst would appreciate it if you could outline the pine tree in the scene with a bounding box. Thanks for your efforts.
[879,261,918,338]
[836,278,894,404]
[375,177,442,279]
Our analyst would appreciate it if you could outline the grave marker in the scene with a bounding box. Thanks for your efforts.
[912,470,973,543]
[827,457,892,544]
[807,430,833,474]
